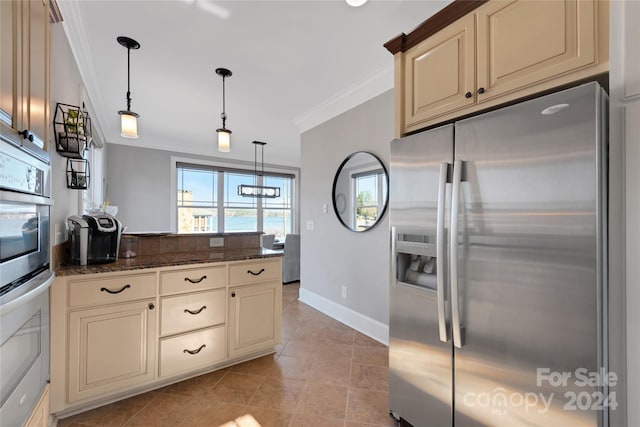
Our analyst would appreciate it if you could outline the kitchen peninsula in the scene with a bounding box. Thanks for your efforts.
[50,232,282,417]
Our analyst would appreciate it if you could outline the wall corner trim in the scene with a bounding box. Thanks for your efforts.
[298,287,389,346]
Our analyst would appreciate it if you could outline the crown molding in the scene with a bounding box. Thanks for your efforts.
[57,1,109,146]
[293,65,394,133]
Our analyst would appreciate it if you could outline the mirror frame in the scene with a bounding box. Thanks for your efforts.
[331,151,389,233]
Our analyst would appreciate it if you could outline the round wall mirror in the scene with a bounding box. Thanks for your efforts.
[332,151,389,232]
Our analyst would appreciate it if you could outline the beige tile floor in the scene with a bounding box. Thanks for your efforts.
[58,282,393,427]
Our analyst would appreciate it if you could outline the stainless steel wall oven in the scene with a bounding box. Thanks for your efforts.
[0,135,54,426]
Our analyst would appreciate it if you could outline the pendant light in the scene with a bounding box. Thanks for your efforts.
[216,68,232,152]
[117,36,141,138]
[238,141,281,198]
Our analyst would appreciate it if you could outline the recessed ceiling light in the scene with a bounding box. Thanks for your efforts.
[346,0,367,7]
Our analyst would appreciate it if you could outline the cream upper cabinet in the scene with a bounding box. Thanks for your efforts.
[0,0,50,149]
[390,0,608,136]
[475,0,596,103]
[404,13,476,130]
[228,281,282,359]
[67,299,157,403]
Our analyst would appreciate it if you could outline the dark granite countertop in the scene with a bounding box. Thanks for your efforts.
[55,248,282,277]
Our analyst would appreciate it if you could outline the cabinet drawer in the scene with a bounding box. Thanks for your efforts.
[69,273,156,307]
[229,259,281,286]
[160,266,226,295]
[160,290,225,337]
[159,326,226,377]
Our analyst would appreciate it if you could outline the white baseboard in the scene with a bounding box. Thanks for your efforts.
[298,287,389,346]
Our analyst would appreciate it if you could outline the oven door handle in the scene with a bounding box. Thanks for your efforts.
[0,271,55,315]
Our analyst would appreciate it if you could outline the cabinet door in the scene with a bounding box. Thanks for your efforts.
[403,13,475,131]
[68,300,157,403]
[476,0,596,103]
[228,282,281,358]
[21,0,49,148]
[0,1,21,129]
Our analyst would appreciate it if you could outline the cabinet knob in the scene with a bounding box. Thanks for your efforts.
[231,292,236,298]
[465,92,472,99]
[148,303,155,310]
[477,87,486,95]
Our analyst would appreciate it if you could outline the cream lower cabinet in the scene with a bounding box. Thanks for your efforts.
[24,385,49,427]
[228,282,282,359]
[159,265,228,378]
[51,257,281,416]
[228,259,282,359]
[67,298,157,403]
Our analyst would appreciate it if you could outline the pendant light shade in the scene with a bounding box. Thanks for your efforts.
[117,36,140,138]
[215,68,232,152]
[119,111,139,138]
[217,128,231,152]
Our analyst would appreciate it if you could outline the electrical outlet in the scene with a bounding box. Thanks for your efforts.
[306,220,315,231]
[341,286,347,299]
[209,237,224,247]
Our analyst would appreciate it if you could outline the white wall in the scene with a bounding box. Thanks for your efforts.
[299,90,393,344]
[49,25,105,245]
[105,144,300,233]
[610,1,639,425]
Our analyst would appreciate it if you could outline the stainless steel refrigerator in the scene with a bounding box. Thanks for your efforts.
[389,82,609,427]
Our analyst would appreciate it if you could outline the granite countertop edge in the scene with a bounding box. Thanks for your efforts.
[55,249,282,277]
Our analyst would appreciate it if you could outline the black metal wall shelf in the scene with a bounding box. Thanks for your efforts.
[53,103,92,159]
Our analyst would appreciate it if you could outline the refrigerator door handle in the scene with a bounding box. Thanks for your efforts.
[450,159,464,348]
[391,226,398,289]
[436,162,449,343]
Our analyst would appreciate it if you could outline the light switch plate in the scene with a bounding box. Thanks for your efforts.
[306,220,315,231]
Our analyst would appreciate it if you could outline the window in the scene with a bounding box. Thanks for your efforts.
[177,166,218,233]
[176,162,295,238]
[353,170,386,231]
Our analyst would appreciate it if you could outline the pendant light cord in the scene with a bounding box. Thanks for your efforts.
[221,75,227,128]
[126,47,132,112]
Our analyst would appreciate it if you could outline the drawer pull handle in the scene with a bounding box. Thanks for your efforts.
[183,344,206,355]
[100,284,131,294]
[184,305,207,315]
[247,268,265,276]
[184,275,207,284]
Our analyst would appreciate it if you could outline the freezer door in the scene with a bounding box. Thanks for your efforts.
[452,83,607,426]
[389,125,454,426]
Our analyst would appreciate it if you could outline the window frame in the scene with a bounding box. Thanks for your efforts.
[171,156,298,235]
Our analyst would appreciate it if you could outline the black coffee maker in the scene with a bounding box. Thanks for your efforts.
[68,214,122,265]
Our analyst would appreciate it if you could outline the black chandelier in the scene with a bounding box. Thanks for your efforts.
[237,141,281,198]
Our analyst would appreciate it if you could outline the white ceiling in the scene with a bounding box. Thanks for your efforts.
[58,0,450,167]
